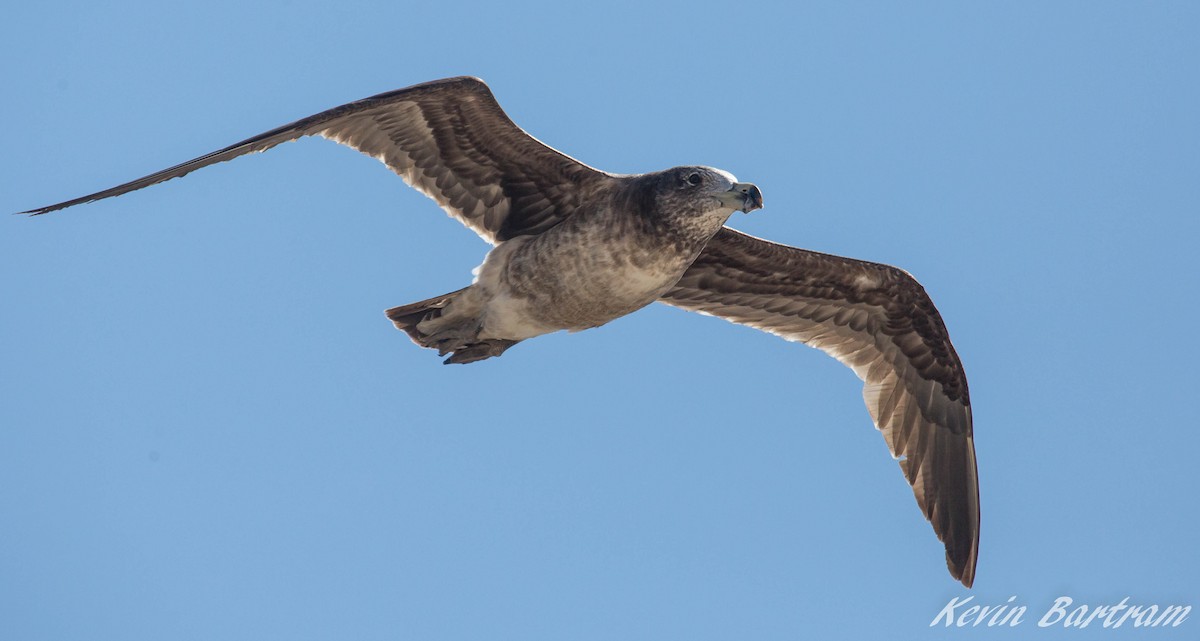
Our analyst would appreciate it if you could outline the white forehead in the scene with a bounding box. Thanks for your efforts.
[706,167,738,184]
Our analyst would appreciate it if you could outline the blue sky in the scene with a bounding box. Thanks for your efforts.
[2,1,1197,639]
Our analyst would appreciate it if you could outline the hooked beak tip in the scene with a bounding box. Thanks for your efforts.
[735,182,763,213]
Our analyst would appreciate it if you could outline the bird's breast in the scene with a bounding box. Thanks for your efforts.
[474,222,695,337]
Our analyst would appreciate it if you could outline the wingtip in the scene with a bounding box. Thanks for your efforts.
[16,206,68,217]
[15,198,90,216]
[947,524,979,588]
[952,557,976,588]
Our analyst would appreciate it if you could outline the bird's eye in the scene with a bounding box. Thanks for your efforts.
[686,172,702,186]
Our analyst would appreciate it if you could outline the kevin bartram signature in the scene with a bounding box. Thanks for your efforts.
[931,596,1191,629]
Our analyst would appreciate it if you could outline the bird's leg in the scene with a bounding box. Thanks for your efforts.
[443,339,519,365]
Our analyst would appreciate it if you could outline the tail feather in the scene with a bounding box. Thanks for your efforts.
[384,287,519,364]
[385,287,469,344]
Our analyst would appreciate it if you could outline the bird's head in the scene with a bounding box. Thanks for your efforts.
[620,166,764,241]
[663,166,763,218]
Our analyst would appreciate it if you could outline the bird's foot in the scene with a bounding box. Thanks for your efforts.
[442,339,519,365]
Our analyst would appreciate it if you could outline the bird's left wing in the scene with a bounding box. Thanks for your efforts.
[20,77,612,244]
[659,227,979,587]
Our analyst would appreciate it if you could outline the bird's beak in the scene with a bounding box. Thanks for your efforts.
[720,182,764,213]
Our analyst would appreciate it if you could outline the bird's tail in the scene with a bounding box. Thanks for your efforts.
[385,288,469,343]
[384,287,517,364]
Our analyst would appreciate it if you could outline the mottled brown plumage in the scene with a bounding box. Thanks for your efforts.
[22,77,609,243]
[661,228,978,585]
[20,76,978,586]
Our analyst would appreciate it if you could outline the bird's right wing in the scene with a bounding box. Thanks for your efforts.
[22,77,613,244]
[660,228,979,586]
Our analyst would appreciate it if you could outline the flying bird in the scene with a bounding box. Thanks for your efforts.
[21,76,979,586]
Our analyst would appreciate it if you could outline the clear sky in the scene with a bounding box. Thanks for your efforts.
[2,1,1197,639]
